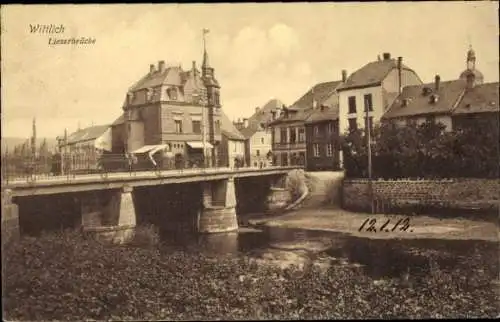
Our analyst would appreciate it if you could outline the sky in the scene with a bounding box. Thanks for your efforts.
[1,2,499,138]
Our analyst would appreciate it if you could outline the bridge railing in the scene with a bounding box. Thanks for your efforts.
[1,153,296,185]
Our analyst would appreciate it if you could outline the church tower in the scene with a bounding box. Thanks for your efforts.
[459,45,484,88]
[201,29,221,166]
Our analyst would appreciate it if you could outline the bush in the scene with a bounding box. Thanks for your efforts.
[286,169,308,201]
[128,224,160,247]
[342,119,499,179]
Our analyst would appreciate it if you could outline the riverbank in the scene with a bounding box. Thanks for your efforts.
[247,207,499,241]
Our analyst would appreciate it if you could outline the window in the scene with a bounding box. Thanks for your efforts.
[364,116,374,136]
[261,137,265,144]
[215,120,221,133]
[256,149,260,156]
[192,120,201,134]
[298,128,305,142]
[313,144,320,157]
[364,94,373,112]
[348,96,357,114]
[326,144,333,157]
[280,128,287,143]
[174,120,183,133]
[426,115,436,124]
[167,88,178,101]
[290,127,297,143]
[327,123,333,134]
[314,125,320,137]
[348,118,357,132]
[281,153,288,166]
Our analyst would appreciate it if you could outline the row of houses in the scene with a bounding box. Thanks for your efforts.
[234,47,498,171]
[56,46,498,172]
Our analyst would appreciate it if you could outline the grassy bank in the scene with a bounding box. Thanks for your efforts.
[3,230,498,320]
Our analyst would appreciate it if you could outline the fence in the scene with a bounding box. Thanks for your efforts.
[1,153,286,184]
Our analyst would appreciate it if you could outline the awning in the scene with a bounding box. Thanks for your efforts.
[131,144,169,154]
[186,141,213,149]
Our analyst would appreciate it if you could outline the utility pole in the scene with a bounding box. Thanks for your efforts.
[365,98,374,214]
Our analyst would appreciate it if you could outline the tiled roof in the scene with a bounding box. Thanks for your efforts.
[239,98,286,138]
[305,106,339,124]
[337,58,414,92]
[453,82,499,115]
[291,81,342,110]
[65,125,110,144]
[130,66,184,91]
[111,114,125,126]
[269,81,341,126]
[383,80,466,119]
[220,111,245,141]
[269,107,315,126]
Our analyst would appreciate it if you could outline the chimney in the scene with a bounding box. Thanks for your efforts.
[192,60,196,70]
[149,64,156,74]
[397,56,403,94]
[342,70,347,83]
[382,52,391,60]
[243,118,249,128]
[435,74,441,91]
[158,60,165,73]
[255,107,260,114]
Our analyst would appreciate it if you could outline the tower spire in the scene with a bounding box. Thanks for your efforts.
[202,28,210,69]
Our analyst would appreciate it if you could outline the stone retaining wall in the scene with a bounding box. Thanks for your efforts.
[342,178,500,214]
[2,189,19,244]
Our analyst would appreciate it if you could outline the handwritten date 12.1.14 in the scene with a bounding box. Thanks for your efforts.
[358,217,413,233]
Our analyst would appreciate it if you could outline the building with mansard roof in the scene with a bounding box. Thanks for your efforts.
[268,79,344,168]
[111,36,242,169]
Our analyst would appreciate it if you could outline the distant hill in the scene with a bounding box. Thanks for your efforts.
[1,137,58,154]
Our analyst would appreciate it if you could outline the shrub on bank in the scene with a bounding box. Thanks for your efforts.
[3,231,498,320]
[286,169,309,201]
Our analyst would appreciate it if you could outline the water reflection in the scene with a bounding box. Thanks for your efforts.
[157,225,498,281]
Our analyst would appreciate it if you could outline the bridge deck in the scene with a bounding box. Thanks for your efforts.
[2,166,301,197]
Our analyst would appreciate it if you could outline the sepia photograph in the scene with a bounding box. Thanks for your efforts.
[1,2,499,320]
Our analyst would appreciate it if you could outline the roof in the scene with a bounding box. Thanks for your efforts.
[112,114,125,126]
[305,106,339,124]
[291,81,342,110]
[130,66,184,91]
[453,82,499,115]
[337,58,414,92]
[220,111,245,141]
[383,80,466,119]
[239,98,286,138]
[269,81,342,126]
[268,107,315,126]
[64,125,110,145]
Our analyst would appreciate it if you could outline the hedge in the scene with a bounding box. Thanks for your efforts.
[341,119,499,179]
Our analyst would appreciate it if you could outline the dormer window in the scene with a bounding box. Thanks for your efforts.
[167,87,178,100]
[146,88,153,101]
[401,98,408,107]
[422,87,432,96]
[430,94,439,104]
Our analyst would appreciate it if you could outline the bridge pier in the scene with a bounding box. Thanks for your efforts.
[81,185,136,244]
[197,177,238,233]
[2,189,20,244]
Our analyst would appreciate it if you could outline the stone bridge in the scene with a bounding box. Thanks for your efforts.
[1,166,301,244]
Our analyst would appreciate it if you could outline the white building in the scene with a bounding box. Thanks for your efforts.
[336,52,423,134]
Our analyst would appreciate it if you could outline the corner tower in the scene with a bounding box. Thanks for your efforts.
[201,29,221,166]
